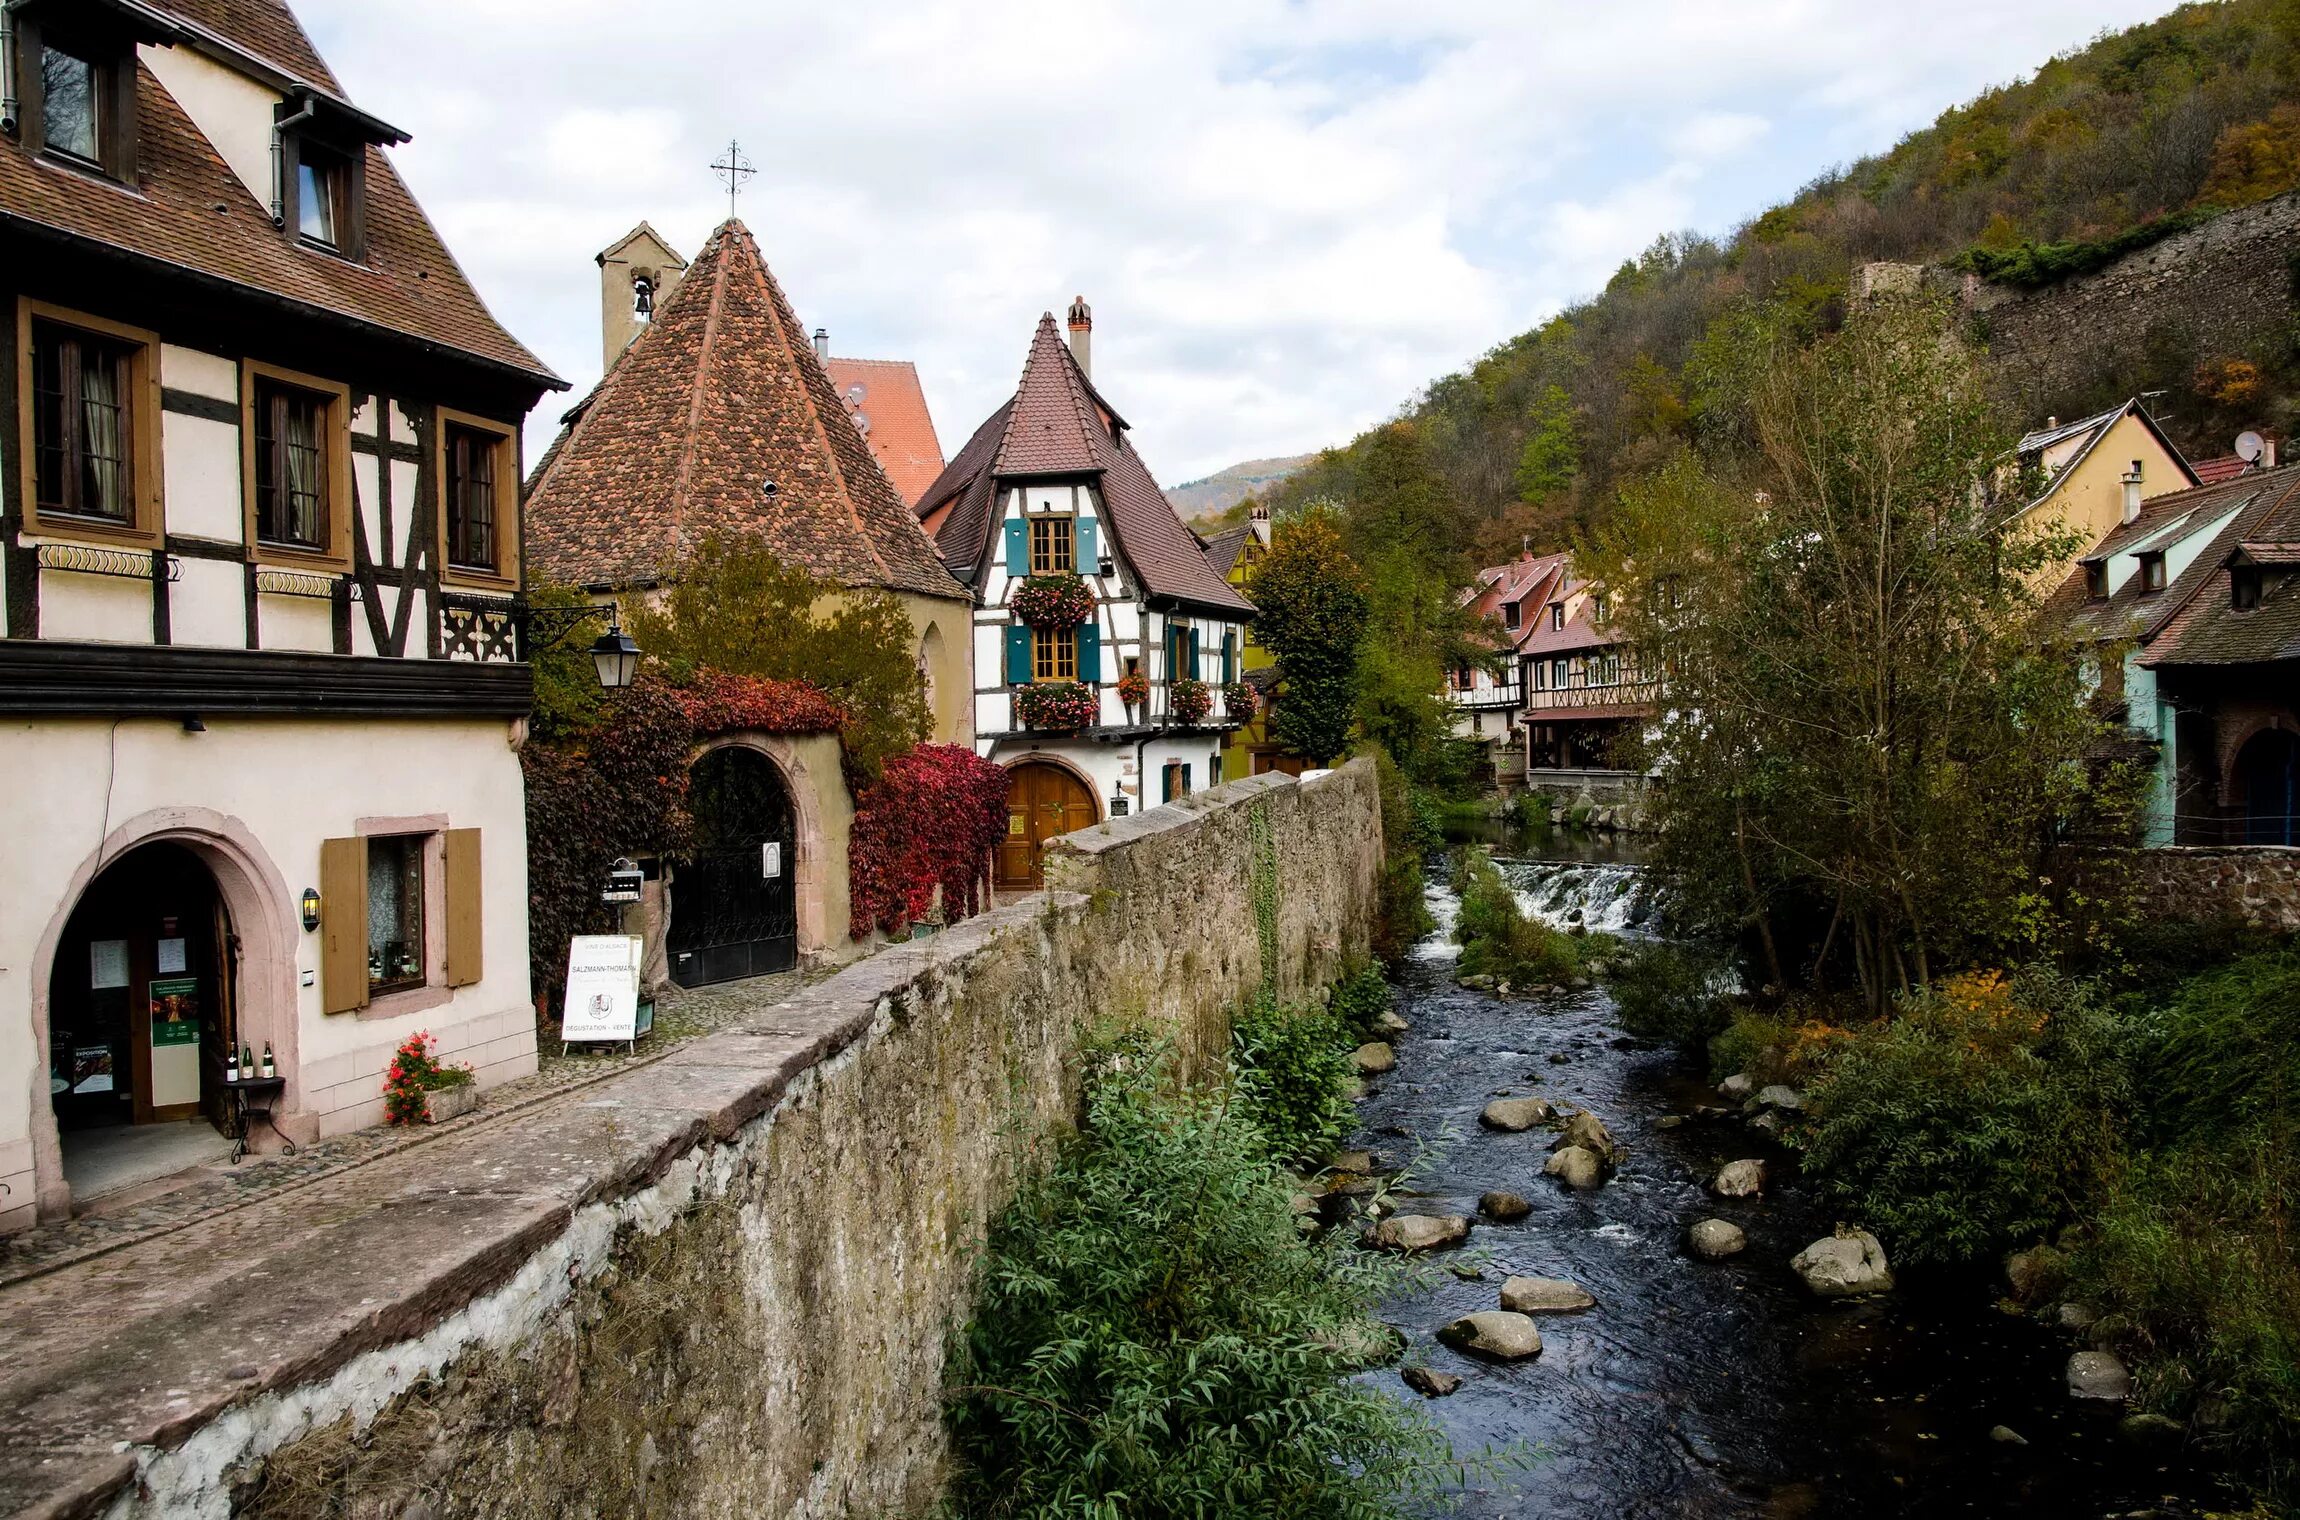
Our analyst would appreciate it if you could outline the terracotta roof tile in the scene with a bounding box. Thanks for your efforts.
[525,220,964,601]
[2192,456,2254,486]
[0,10,553,387]
[2142,469,2300,667]
[2042,466,2299,647]
[918,315,1250,614]
[158,0,342,89]
[824,357,945,507]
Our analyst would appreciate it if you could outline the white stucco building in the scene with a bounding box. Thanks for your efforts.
[0,0,562,1231]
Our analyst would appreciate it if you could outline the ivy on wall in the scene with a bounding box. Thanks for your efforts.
[849,745,1013,939]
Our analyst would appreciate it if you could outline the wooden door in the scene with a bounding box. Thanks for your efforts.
[995,763,1097,889]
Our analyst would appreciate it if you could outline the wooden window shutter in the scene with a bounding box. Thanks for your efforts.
[1188,628,1202,680]
[1075,515,1097,571]
[444,828,483,988]
[319,835,368,1014]
[1005,624,1034,685]
[1076,623,1101,684]
[1005,518,1029,575]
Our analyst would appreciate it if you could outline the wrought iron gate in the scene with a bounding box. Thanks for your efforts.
[668,748,798,987]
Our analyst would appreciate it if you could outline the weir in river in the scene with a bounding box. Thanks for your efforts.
[1358,836,2227,1518]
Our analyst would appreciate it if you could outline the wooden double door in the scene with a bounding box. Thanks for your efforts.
[996,762,1097,890]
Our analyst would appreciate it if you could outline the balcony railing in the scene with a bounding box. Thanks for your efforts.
[1523,678,1662,713]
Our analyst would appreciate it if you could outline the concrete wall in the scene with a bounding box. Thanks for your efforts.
[0,762,1381,1519]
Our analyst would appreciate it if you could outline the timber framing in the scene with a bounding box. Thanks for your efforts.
[0,641,532,716]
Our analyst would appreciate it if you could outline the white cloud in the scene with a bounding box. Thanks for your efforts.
[298,0,2176,480]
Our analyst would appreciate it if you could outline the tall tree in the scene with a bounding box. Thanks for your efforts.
[1249,509,1370,763]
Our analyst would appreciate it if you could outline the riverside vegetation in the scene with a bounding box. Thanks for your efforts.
[941,970,1484,1519]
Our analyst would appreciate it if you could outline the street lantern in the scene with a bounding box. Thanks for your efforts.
[590,623,641,690]
[523,600,642,689]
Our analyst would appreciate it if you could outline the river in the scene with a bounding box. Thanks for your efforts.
[1357,834,2232,1518]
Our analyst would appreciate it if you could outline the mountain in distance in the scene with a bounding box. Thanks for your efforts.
[1170,455,1316,524]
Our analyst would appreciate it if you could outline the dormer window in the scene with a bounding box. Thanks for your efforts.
[2233,566,2263,612]
[274,90,407,262]
[1503,601,1522,631]
[2139,552,2167,594]
[1550,603,1565,632]
[297,152,343,246]
[40,46,101,164]
[2084,561,2108,600]
[12,11,140,182]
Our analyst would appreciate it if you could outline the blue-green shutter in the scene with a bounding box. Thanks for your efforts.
[1004,518,1028,575]
[1187,628,1202,681]
[1076,623,1101,684]
[1005,624,1033,685]
[1222,631,1237,684]
[1075,516,1098,572]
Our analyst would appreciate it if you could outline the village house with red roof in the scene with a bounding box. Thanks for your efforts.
[0,0,567,1229]
[916,300,1256,888]
[1447,551,1565,783]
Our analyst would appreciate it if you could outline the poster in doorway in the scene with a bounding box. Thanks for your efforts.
[149,977,203,1108]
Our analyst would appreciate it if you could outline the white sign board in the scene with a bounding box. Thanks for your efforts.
[761,841,782,879]
[561,935,643,1042]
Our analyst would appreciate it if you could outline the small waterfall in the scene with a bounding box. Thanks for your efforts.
[1499,857,1659,934]
[1412,879,1463,961]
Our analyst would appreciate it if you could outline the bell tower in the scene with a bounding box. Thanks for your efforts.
[596,222,689,370]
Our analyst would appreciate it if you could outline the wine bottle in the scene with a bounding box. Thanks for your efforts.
[241,1043,254,1078]
[260,1043,276,1079]
[226,1046,240,1082]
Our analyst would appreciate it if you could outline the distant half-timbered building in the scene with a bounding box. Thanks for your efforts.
[0,0,563,1232]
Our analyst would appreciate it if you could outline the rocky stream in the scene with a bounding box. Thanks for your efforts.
[1348,836,2236,1519]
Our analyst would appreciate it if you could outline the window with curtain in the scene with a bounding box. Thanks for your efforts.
[31,321,134,524]
[254,379,329,550]
[40,46,102,165]
[366,835,428,992]
[446,424,501,572]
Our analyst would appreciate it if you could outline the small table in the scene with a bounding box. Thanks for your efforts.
[223,1075,295,1163]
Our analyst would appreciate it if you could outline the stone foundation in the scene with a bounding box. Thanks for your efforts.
[0,763,1379,1520]
[2128,845,2300,932]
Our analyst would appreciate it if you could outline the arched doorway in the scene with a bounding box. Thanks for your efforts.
[668,746,799,987]
[2237,728,2300,844]
[47,842,236,1198]
[996,760,1098,890]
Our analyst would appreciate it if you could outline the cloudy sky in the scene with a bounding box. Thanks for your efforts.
[305,0,2173,484]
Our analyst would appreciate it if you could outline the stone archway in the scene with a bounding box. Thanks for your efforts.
[688,734,836,960]
[2232,726,2300,845]
[27,808,297,1220]
[996,757,1101,890]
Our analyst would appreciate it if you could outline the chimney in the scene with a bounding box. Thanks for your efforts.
[1066,295,1092,379]
[2268,435,2282,469]
[813,328,830,364]
[1249,502,1271,548]
[2122,461,2144,524]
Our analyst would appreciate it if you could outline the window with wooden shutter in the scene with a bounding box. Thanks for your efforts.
[445,828,483,988]
[1076,623,1101,684]
[1005,624,1034,685]
[1004,518,1029,575]
[319,835,368,1014]
[1076,516,1098,573]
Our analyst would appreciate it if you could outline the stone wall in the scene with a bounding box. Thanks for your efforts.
[2129,845,2300,931]
[1939,190,2300,411]
[1,762,1380,1520]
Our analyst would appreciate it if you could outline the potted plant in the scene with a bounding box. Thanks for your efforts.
[1014,680,1100,731]
[1117,667,1150,711]
[1010,573,1095,629]
[1222,679,1256,718]
[382,1031,479,1126]
[1170,677,1212,725]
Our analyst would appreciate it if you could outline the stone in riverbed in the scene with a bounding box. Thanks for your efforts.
[1376,1010,1411,1036]
[1655,1115,1686,1131]
[1755,1084,1805,1112]
[1552,1109,1619,1159]
[1328,1150,1376,1174]
[1791,1226,1894,1297]
[1711,1159,1767,1198]
[1499,1275,1595,1313]
[1479,1190,1533,1221]
[1437,1310,1544,1361]
[1371,1214,1471,1253]
[1401,1365,1461,1398]
[2067,1350,2131,1401]
[2003,1243,2066,1302]
[1543,1146,1605,1190]
[1751,1110,1788,1138]
[1717,1072,1755,1101]
[1480,1096,1554,1132]
[1354,1042,1396,1075]
[1989,1424,2028,1446]
[1687,1219,1747,1260]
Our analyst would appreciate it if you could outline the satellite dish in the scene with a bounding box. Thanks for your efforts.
[845,383,867,405]
[854,412,872,437]
[2237,430,2266,463]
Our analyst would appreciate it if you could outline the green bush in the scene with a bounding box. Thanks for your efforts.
[1232,999,1358,1169]
[1327,966,1395,1041]
[1607,940,1735,1053]
[1800,970,2125,1266]
[1509,790,1554,839]
[945,1047,1461,1518]
[1372,749,1435,966]
[1452,847,1584,986]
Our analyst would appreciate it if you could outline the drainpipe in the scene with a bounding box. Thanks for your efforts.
[269,96,319,227]
[1,6,20,141]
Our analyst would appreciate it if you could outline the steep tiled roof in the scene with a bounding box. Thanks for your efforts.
[2192,456,2255,486]
[1465,553,1568,652]
[2013,399,2198,514]
[918,314,1251,614]
[0,4,554,387]
[2144,469,2300,667]
[2041,467,2294,647]
[1203,526,1252,580]
[1517,577,1624,658]
[824,357,945,507]
[525,221,964,600]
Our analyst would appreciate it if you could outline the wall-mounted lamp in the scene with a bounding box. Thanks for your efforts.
[590,618,642,691]
[300,888,322,932]
[522,600,644,690]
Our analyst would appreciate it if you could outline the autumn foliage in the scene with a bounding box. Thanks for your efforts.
[849,745,1011,939]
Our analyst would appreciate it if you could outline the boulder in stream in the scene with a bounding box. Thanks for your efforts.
[1376,1010,1411,1036]
[1755,1084,1805,1112]
[1480,1096,1555,1131]
[1687,1219,1747,1260]
[1328,1149,1376,1174]
[2003,1243,2067,1302]
[1353,1042,1396,1075]
[1500,1275,1595,1313]
[1790,1226,1895,1297]
[1437,1310,1544,1361]
[1371,1213,1471,1253]
[1717,1073,1755,1101]
[1711,1159,1767,1198]
[1401,1365,1461,1398]
[1479,1190,1533,1222]
[1552,1109,1620,1160]
[2067,1350,2131,1401]
[1543,1146,1605,1190]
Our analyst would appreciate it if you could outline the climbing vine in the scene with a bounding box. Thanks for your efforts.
[849,744,1012,939]
[1249,800,1280,995]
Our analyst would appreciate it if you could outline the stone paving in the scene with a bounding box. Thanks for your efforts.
[0,967,818,1289]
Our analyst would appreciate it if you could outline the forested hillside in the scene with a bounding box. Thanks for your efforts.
[1248,0,2300,569]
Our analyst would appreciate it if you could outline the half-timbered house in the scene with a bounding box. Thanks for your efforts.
[0,0,562,1232]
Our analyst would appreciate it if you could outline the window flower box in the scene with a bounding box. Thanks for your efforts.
[1010,573,1096,630]
[1117,668,1150,707]
[1170,677,1212,725]
[1222,680,1255,717]
[1015,679,1099,731]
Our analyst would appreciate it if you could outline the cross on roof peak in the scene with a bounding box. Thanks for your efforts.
[710,140,756,219]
